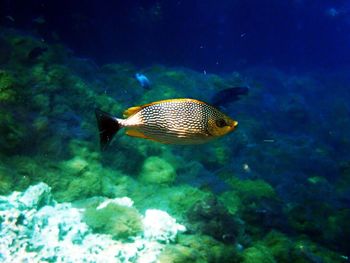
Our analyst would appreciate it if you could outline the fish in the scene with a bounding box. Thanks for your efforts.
[95,98,238,150]
[135,73,151,89]
[211,86,249,108]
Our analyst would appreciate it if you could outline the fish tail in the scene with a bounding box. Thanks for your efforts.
[95,108,121,150]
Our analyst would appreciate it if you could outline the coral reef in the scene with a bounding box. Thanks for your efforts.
[143,209,186,243]
[0,28,349,262]
[139,156,177,185]
[158,234,237,263]
[0,164,14,195]
[84,202,143,240]
[242,244,276,263]
[0,183,186,262]
[0,70,17,103]
[187,195,242,243]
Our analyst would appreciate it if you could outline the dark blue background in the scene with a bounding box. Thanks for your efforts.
[1,0,349,72]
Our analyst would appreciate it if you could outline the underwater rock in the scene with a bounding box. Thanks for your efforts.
[17,182,53,209]
[187,196,242,243]
[139,156,176,185]
[0,183,187,262]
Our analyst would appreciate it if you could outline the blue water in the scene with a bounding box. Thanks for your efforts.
[1,1,350,262]
[2,0,350,71]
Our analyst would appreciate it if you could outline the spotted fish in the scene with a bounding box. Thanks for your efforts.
[95,98,238,150]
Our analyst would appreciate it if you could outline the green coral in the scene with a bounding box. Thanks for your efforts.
[95,93,122,113]
[0,165,14,195]
[32,116,49,132]
[67,140,101,162]
[164,70,188,80]
[0,110,26,151]
[0,70,17,103]
[226,177,276,201]
[36,141,105,202]
[158,245,199,263]
[139,156,176,185]
[84,202,143,240]
[55,158,103,202]
[9,156,51,190]
[262,231,293,262]
[167,185,211,219]
[62,156,89,176]
[31,94,50,113]
[158,234,237,263]
[286,202,332,235]
[219,191,241,215]
[7,34,45,64]
[242,244,276,263]
[323,209,350,253]
[128,183,210,220]
[62,171,102,201]
[292,239,348,263]
[45,65,71,87]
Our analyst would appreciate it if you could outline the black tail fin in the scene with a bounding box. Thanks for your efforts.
[95,109,121,150]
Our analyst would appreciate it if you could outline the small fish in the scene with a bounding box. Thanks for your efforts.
[135,73,151,89]
[95,98,238,150]
[211,86,249,108]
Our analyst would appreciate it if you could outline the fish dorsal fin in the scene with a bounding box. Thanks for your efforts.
[123,106,143,118]
[123,98,208,118]
[141,98,206,107]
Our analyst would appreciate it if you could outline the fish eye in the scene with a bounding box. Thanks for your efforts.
[216,119,227,128]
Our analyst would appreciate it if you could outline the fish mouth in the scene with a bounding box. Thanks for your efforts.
[232,121,238,128]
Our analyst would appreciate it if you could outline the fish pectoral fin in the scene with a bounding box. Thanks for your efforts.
[123,106,143,118]
[125,129,148,139]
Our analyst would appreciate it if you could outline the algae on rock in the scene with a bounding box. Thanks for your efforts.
[139,156,176,185]
[84,202,143,240]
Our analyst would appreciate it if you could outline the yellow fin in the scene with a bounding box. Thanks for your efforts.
[125,129,166,143]
[123,106,142,118]
[125,129,148,139]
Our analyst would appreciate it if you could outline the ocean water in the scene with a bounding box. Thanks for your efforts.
[0,1,350,262]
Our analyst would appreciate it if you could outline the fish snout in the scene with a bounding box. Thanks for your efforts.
[232,121,238,129]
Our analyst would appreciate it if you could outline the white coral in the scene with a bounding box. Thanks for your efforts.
[143,209,186,243]
[97,197,134,210]
[0,183,186,263]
